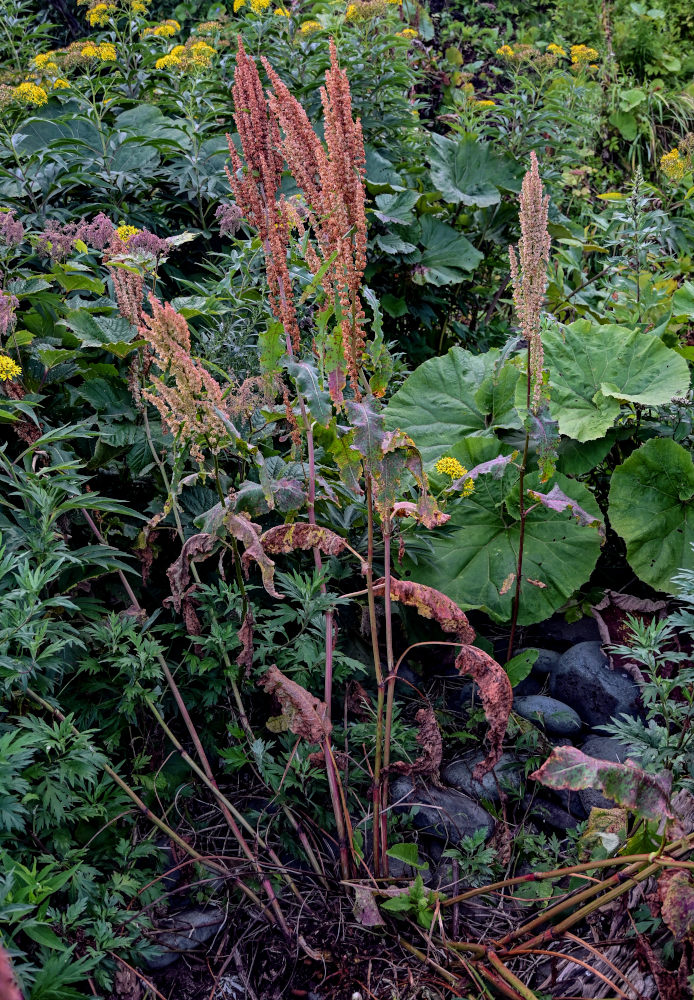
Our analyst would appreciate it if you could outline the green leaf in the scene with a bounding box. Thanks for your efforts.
[429,134,521,208]
[385,347,517,465]
[286,360,332,427]
[542,320,691,442]
[386,842,429,870]
[505,649,538,687]
[413,217,482,286]
[609,110,638,141]
[373,190,420,224]
[401,438,602,624]
[608,438,694,592]
[23,922,64,949]
[60,310,138,351]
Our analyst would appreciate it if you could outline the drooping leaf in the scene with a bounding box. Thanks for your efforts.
[454,645,513,778]
[658,870,694,940]
[259,664,331,743]
[167,533,217,612]
[387,706,442,777]
[608,438,694,593]
[376,576,475,643]
[531,746,673,822]
[542,320,691,442]
[260,524,352,559]
[528,484,605,539]
[286,359,332,427]
[392,498,450,529]
[226,512,281,599]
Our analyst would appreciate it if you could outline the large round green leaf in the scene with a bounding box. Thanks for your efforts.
[385,347,520,465]
[429,134,521,208]
[412,217,483,286]
[609,438,694,592]
[403,439,603,624]
[541,320,691,442]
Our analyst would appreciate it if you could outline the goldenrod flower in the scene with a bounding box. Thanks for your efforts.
[0,355,22,381]
[661,148,687,181]
[53,78,70,88]
[115,224,140,243]
[81,42,116,60]
[129,0,150,12]
[300,19,321,32]
[233,0,245,9]
[476,99,496,108]
[14,82,48,106]
[436,456,466,479]
[496,44,514,58]
[190,41,215,66]
[250,0,271,12]
[570,44,599,64]
[144,19,180,35]
[33,52,56,68]
[547,43,566,57]
[273,7,290,14]
[86,3,116,26]
[397,27,417,38]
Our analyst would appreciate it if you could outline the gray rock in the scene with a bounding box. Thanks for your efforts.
[549,642,642,728]
[442,752,524,805]
[513,674,544,698]
[530,797,581,832]
[146,907,225,970]
[542,616,601,645]
[514,695,583,737]
[390,775,495,845]
[578,735,632,812]
[518,647,561,675]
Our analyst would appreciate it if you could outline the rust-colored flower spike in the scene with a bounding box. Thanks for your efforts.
[139,295,231,462]
[509,151,550,413]
[226,37,300,354]
[263,40,367,399]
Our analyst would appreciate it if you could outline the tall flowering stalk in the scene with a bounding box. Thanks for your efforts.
[507,152,551,659]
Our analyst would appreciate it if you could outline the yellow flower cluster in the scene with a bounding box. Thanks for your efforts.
[660,148,687,181]
[435,456,474,496]
[476,99,496,108]
[274,8,290,14]
[87,3,116,25]
[81,42,117,60]
[13,82,49,106]
[547,43,566,57]
[250,0,271,11]
[144,19,180,36]
[570,44,599,64]
[53,78,70,89]
[155,40,215,71]
[299,19,322,33]
[0,355,22,381]
[496,44,514,58]
[345,0,386,21]
[115,225,140,243]
[397,27,417,38]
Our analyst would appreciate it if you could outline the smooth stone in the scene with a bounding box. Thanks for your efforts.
[442,752,524,805]
[517,647,561,675]
[530,797,581,832]
[514,695,583,737]
[390,775,495,845]
[513,673,544,697]
[145,907,225,970]
[542,615,601,646]
[549,641,642,728]
[578,735,632,812]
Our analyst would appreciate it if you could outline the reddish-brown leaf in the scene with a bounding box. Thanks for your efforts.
[0,944,23,1000]
[659,869,694,941]
[259,664,331,744]
[531,745,673,822]
[226,512,281,598]
[392,497,450,529]
[261,523,348,557]
[236,610,254,676]
[388,707,442,778]
[375,577,475,644]
[167,533,217,612]
[454,646,513,779]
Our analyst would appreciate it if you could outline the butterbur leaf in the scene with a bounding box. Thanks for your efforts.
[376,577,475,643]
[0,944,23,1000]
[259,664,331,743]
[236,610,254,676]
[454,645,513,778]
[388,706,442,777]
[659,870,694,940]
[392,498,449,529]
[167,533,217,612]
[226,513,281,599]
[528,484,605,540]
[261,523,359,562]
[531,746,673,823]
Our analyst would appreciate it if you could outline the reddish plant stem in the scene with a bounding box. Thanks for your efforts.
[379,516,395,874]
[507,345,531,662]
[364,480,385,877]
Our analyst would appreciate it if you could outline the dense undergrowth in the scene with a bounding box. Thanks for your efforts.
[1,0,694,997]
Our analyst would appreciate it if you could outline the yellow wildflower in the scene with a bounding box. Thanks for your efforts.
[130,0,149,12]
[250,0,271,11]
[189,41,215,66]
[570,44,599,64]
[661,148,687,181]
[0,355,22,381]
[14,82,48,106]
[459,477,474,497]
[33,52,56,68]
[476,99,496,108]
[300,19,321,32]
[386,0,402,4]
[81,42,116,60]
[115,224,140,243]
[436,456,466,479]
[273,7,290,14]
[547,43,566,57]
[86,3,116,25]
[397,27,417,38]
[53,78,70,88]
[233,0,245,9]
[145,19,180,36]
[496,44,514,58]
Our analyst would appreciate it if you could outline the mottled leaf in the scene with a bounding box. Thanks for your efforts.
[225,512,281,599]
[259,664,331,744]
[454,645,513,778]
[375,577,475,643]
[659,870,694,940]
[167,533,217,612]
[528,484,605,539]
[388,707,442,777]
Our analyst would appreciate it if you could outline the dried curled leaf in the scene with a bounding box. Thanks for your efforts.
[375,577,475,643]
[531,745,673,823]
[167,533,217,613]
[236,610,254,676]
[454,646,513,779]
[392,497,450,529]
[226,512,281,598]
[259,664,331,744]
[261,523,348,557]
[0,944,23,1000]
[528,484,605,540]
[457,452,518,483]
[388,707,442,778]
[659,869,694,941]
